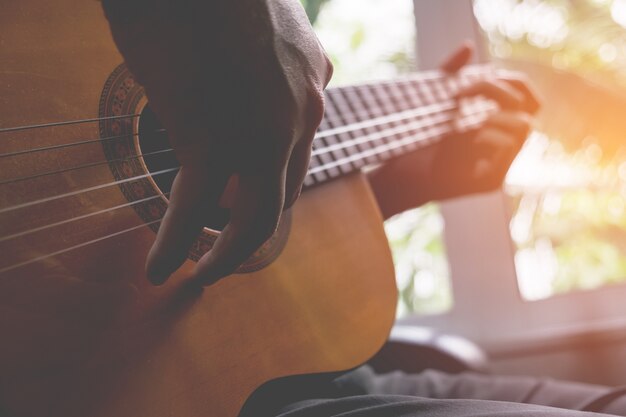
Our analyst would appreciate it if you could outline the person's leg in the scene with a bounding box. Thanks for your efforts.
[328,366,626,416]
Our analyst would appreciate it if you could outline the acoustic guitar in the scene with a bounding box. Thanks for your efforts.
[0,1,494,416]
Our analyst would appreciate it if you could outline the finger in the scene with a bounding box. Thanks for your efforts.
[193,170,286,285]
[284,87,325,208]
[471,127,521,188]
[500,76,542,114]
[323,54,334,88]
[484,111,533,140]
[285,114,320,208]
[145,163,230,285]
[284,138,312,208]
[456,79,525,111]
[314,36,334,88]
[440,41,474,74]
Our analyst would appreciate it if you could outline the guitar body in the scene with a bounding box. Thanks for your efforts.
[0,1,397,416]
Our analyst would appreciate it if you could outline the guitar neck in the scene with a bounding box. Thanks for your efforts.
[304,64,496,189]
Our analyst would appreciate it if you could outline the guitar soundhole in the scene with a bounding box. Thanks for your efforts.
[100,63,291,272]
[137,105,229,231]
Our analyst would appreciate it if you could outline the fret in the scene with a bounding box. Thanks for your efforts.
[378,83,404,159]
[313,110,453,161]
[324,89,368,172]
[457,70,496,131]
[382,82,415,158]
[335,87,377,165]
[308,144,328,185]
[316,89,351,178]
[443,76,465,133]
[444,75,461,99]
[392,78,455,157]
[339,87,384,166]
[302,65,497,188]
[319,103,381,129]
[370,82,406,159]
[422,79,450,145]
[365,83,392,152]
[315,104,455,141]
[417,77,438,105]
[394,80,426,112]
[412,78,442,151]
[351,85,389,117]
[395,80,421,110]
[307,147,322,168]
[360,84,394,119]
[369,83,399,116]
[313,102,340,182]
[355,84,388,119]
[355,85,391,159]
[341,85,391,119]
[392,80,428,157]
[430,78,449,103]
[308,120,454,176]
[312,103,341,181]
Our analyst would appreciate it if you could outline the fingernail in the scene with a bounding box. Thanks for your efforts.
[288,185,304,208]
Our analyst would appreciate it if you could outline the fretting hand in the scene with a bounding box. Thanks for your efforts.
[369,43,540,219]
[102,0,333,285]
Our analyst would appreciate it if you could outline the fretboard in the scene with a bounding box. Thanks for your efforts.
[303,64,496,188]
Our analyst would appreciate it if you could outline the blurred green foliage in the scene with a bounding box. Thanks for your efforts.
[300,0,331,24]
[302,0,450,316]
[476,0,626,299]
[386,204,452,316]
[476,0,626,88]
[306,0,626,309]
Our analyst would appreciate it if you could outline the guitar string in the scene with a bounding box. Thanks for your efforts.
[0,113,141,134]
[311,108,457,157]
[0,167,179,215]
[0,100,488,187]
[0,109,475,215]
[0,103,454,185]
[0,67,497,273]
[0,67,489,161]
[0,219,163,275]
[309,116,474,175]
[0,129,166,159]
[0,148,175,186]
[0,94,454,159]
[0,192,170,242]
[0,99,394,158]
[0,83,425,138]
[0,65,493,135]
[315,102,457,140]
[0,117,490,275]
[0,105,493,219]
[3,114,488,246]
[0,110,486,246]
[0,77,437,135]
[0,99,433,159]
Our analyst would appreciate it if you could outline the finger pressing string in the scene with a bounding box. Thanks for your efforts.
[500,76,542,114]
[440,41,474,74]
[483,111,533,139]
[455,79,525,111]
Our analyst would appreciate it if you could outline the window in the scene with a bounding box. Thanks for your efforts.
[475,0,626,300]
[309,0,454,316]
